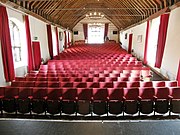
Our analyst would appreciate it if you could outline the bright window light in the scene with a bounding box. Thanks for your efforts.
[88,23,104,44]
[147,17,160,66]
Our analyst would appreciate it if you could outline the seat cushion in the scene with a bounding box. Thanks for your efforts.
[108,101,123,114]
[77,101,91,115]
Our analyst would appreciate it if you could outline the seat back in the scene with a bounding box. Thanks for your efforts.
[73,82,87,88]
[60,82,73,88]
[11,81,24,87]
[32,88,47,99]
[4,87,19,98]
[23,81,35,87]
[47,88,62,100]
[48,81,60,87]
[124,88,139,100]
[170,87,180,99]
[0,87,5,97]
[113,81,127,88]
[87,82,100,88]
[62,88,77,100]
[139,87,155,100]
[93,88,108,101]
[126,81,140,88]
[35,81,48,87]
[77,88,92,100]
[108,88,124,100]
[155,87,170,99]
[19,87,32,99]
[165,81,178,87]
[100,82,113,88]
[153,81,165,87]
[140,81,153,87]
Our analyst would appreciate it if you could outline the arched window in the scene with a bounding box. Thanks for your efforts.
[9,20,22,62]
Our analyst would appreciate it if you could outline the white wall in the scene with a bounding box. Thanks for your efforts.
[29,16,50,62]
[0,6,66,86]
[120,7,180,80]
[120,22,147,60]
[161,8,180,80]
[73,17,119,43]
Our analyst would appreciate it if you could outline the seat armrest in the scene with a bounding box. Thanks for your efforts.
[168,95,173,99]
[153,96,157,100]
[138,96,142,101]
[14,96,19,99]
[28,96,33,99]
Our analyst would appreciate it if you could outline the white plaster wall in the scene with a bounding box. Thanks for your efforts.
[120,7,180,80]
[73,17,119,43]
[120,22,147,60]
[29,16,50,62]
[161,8,180,80]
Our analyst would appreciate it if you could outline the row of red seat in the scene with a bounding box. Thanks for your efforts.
[25,76,141,82]
[11,80,178,88]
[26,73,142,78]
[0,86,179,115]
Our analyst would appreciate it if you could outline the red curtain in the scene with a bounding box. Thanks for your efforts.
[177,61,180,86]
[64,31,67,49]
[32,41,41,70]
[143,21,150,65]
[25,15,35,72]
[155,14,170,68]
[128,34,133,54]
[83,23,88,40]
[0,6,15,82]
[55,27,60,55]
[104,23,109,39]
[46,25,53,59]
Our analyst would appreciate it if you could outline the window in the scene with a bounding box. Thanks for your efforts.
[147,17,160,66]
[9,20,22,62]
[88,23,104,44]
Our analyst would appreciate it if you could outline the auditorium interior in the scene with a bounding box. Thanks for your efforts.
[0,0,180,135]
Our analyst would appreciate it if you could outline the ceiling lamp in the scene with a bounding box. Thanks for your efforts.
[86,12,104,20]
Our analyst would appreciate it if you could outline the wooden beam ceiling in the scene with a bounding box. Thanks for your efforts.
[1,0,178,30]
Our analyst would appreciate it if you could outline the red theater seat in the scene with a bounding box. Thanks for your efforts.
[108,88,124,115]
[124,88,139,115]
[154,87,170,114]
[92,88,108,115]
[17,87,32,114]
[139,87,155,114]
[3,87,19,113]
[61,88,77,114]
[46,88,62,115]
[77,88,93,115]
[31,88,47,114]
[169,87,180,114]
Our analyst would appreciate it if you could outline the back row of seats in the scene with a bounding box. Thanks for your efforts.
[11,80,178,88]
[0,86,180,116]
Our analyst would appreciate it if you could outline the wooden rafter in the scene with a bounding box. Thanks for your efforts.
[2,0,179,30]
